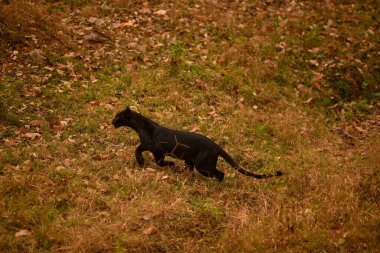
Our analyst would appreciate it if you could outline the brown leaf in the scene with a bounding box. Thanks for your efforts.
[313,82,321,90]
[142,214,151,221]
[312,72,324,90]
[56,166,66,171]
[19,127,27,134]
[18,165,33,172]
[354,125,365,133]
[304,97,313,104]
[309,60,319,66]
[85,102,99,110]
[30,120,43,127]
[154,9,167,16]
[110,97,119,103]
[123,154,132,160]
[142,226,157,235]
[56,69,65,75]
[90,74,98,83]
[190,123,200,132]
[99,102,114,110]
[55,124,65,131]
[141,5,151,14]
[195,15,206,21]
[29,49,45,63]
[83,31,108,43]
[104,104,114,110]
[69,68,77,81]
[113,21,135,28]
[23,133,41,140]
[4,139,17,146]
[15,230,30,237]
[127,42,146,53]
[95,154,110,160]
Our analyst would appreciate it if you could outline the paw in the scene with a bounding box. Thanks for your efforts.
[136,158,145,166]
[216,173,224,182]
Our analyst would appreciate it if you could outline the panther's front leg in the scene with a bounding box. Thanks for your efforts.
[135,144,148,166]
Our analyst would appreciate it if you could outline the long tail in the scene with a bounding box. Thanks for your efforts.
[219,148,282,179]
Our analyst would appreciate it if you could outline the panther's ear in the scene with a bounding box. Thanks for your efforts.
[125,106,131,112]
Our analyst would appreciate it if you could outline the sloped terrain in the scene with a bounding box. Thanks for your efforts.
[1,0,379,252]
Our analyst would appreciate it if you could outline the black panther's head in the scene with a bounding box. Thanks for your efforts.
[112,106,132,128]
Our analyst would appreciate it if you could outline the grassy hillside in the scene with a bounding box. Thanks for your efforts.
[1,0,379,252]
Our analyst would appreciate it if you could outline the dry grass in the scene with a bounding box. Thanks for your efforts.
[1,0,379,252]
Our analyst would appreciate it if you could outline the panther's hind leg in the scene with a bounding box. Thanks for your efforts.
[185,160,194,171]
[195,154,224,182]
[153,151,175,167]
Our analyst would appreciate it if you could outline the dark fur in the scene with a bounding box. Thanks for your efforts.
[112,107,282,182]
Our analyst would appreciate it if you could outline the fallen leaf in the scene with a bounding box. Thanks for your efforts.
[64,52,76,58]
[190,123,200,132]
[56,69,65,75]
[95,154,110,160]
[142,214,151,221]
[29,49,45,63]
[113,21,135,28]
[19,127,27,134]
[313,82,321,90]
[110,97,119,102]
[304,97,313,104]
[104,104,114,110]
[44,66,54,71]
[145,167,156,172]
[83,31,108,43]
[154,9,167,16]
[15,230,30,237]
[90,74,98,83]
[127,42,146,53]
[56,166,66,171]
[85,102,99,110]
[141,5,151,14]
[312,72,324,82]
[4,139,17,146]
[195,15,206,21]
[23,133,41,140]
[30,120,44,127]
[143,226,157,235]
[87,17,98,24]
[123,154,132,160]
[354,125,365,133]
[312,72,324,90]
[309,60,319,66]
[19,165,33,172]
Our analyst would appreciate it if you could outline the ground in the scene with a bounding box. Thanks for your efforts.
[0,0,379,252]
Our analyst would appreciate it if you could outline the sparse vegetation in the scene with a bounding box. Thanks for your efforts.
[1,0,379,252]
